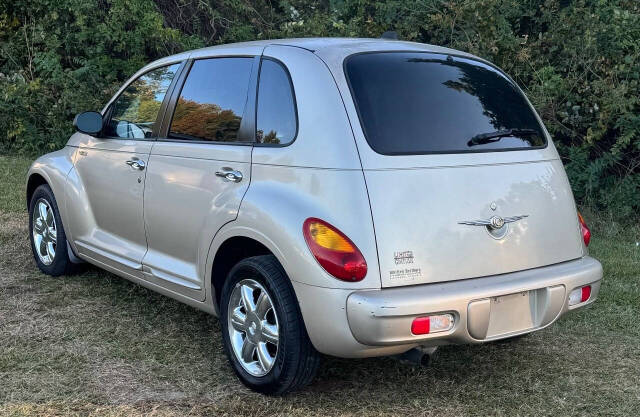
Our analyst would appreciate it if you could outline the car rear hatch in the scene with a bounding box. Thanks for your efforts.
[343,51,584,288]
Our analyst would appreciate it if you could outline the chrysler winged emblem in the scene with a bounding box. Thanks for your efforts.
[458,215,529,230]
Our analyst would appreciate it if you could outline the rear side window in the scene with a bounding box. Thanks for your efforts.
[169,58,253,142]
[256,59,297,145]
[104,64,180,139]
[345,52,547,155]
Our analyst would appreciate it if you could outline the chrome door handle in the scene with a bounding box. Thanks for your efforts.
[215,167,243,183]
[126,158,145,170]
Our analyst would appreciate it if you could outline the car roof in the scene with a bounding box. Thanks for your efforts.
[109,37,486,115]
[154,37,478,65]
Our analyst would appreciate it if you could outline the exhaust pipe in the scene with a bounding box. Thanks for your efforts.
[393,346,437,367]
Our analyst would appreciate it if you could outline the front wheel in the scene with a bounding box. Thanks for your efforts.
[28,184,74,276]
[220,255,320,395]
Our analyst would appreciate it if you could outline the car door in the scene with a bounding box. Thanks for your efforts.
[141,56,258,300]
[71,63,183,274]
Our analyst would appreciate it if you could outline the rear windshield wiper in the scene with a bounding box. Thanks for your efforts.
[467,128,538,147]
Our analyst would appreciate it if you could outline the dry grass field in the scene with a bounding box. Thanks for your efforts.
[1,155,639,416]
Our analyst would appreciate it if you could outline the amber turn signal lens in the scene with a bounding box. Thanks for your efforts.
[577,212,591,246]
[307,221,355,252]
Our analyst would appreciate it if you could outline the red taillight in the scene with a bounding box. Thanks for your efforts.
[302,218,367,282]
[578,212,591,246]
[581,285,592,302]
[411,317,431,335]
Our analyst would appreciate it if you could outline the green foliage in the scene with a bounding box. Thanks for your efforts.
[0,0,202,154]
[1,0,638,217]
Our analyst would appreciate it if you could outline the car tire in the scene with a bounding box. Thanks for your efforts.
[220,255,321,395]
[28,184,76,276]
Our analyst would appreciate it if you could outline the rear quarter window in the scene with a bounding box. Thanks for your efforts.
[256,58,297,145]
[345,52,547,155]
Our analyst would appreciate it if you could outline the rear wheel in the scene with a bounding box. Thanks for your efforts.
[220,255,320,395]
[28,184,74,276]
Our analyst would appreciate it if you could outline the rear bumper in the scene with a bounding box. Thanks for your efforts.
[347,256,602,347]
[293,256,602,358]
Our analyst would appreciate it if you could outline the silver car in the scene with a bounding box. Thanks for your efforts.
[26,38,602,394]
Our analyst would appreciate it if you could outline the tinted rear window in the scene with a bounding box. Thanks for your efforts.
[345,52,547,155]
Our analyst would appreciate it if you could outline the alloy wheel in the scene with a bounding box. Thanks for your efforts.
[227,279,279,377]
[32,199,57,266]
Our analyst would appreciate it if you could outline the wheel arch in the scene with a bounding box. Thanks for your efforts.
[206,225,290,315]
[26,173,49,209]
[210,235,273,310]
[26,147,77,248]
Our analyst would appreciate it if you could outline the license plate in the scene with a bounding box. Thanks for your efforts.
[486,291,535,338]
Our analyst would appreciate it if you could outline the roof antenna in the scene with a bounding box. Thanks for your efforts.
[380,31,399,40]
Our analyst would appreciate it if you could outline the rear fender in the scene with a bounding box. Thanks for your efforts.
[204,167,381,313]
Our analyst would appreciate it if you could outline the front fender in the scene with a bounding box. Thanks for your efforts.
[26,147,77,243]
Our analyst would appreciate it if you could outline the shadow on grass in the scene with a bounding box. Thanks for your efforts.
[3,212,639,415]
[22,262,632,416]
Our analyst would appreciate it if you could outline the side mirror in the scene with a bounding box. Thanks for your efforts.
[73,111,103,135]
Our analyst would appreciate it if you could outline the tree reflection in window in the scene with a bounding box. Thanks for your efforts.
[346,52,546,154]
[257,130,281,144]
[170,98,242,142]
[169,58,253,142]
[105,64,179,139]
[256,59,297,145]
[436,60,542,142]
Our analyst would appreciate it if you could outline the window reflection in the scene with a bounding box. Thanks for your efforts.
[346,53,546,154]
[105,64,179,139]
[169,58,253,142]
[256,59,297,145]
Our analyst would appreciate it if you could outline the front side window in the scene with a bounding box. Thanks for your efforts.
[169,58,253,142]
[104,64,180,139]
[256,59,297,145]
[345,52,547,155]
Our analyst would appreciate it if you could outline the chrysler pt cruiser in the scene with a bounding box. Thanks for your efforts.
[26,38,602,394]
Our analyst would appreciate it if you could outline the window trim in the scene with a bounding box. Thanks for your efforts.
[343,50,549,156]
[158,55,259,146]
[101,61,186,141]
[253,56,299,148]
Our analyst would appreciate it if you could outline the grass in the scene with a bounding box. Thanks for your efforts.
[0,155,31,213]
[1,154,639,416]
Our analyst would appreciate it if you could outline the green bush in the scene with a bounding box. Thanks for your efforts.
[1,0,638,218]
[0,0,202,154]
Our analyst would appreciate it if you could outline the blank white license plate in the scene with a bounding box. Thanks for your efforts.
[486,291,535,338]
